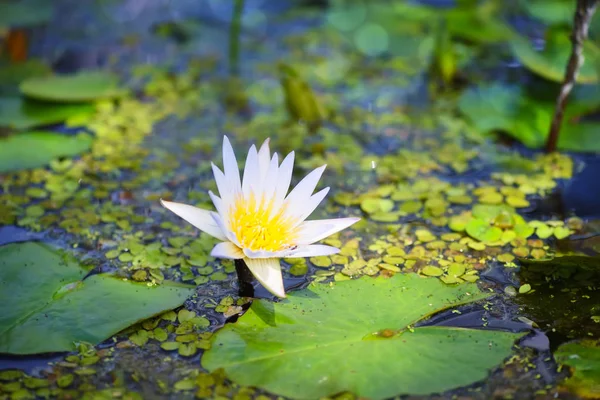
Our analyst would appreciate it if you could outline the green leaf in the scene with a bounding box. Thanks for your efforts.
[466,218,503,242]
[458,83,600,151]
[20,71,127,102]
[0,0,53,27]
[0,131,93,173]
[555,340,600,398]
[510,31,600,84]
[0,97,94,130]
[0,60,52,96]
[203,274,523,399]
[0,242,194,354]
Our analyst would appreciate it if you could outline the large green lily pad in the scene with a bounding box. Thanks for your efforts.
[203,274,523,399]
[0,242,194,354]
[458,83,600,151]
[0,131,93,173]
[510,31,600,84]
[555,340,600,398]
[0,97,93,130]
[20,71,126,102]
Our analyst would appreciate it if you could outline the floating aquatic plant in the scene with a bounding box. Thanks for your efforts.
[161,137,359,297]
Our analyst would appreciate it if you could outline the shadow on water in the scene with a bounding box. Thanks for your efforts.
[527,153,600,219]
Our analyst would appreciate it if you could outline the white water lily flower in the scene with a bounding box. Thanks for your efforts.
[161,136,359,298]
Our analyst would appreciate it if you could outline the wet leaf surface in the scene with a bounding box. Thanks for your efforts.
[0,131,92,172]
[20,71,126,102]
[0,242,194,354]
[203,273,523,399]
[555,340,600,398]
[0,97,93,130]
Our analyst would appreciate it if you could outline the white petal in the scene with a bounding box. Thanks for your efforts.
[272,151,295,210]
[208,190,225,217]
[261,153,279,202]
[160,200,227,241]
[244,257,286,298]
[210,242,244,259]
[206,199,240,248]
[243,243,341,259]
[242,145,259,198]
[296,217,361,245]
[284,164,326,215]
[211,163,230,200]
[285,244,341,258]
[257,138,271,180]
[222,136,242,195]
[291,187,330,223]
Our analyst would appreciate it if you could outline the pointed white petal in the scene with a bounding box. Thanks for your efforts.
[210,242,244,259]
[210,212,242,248]
[284,165,326,215]
[160,200,227,241]
[222,136,242,195]
[272,151,295,210]
[285,244,341,258]
[296,217,361,245]
[242,145,259,197]
[261,153,279,202]
[211,163,230,200]
[208,191,226,220]
[257,138,271,179]
[294,187,330,222]
[244,257,286,298]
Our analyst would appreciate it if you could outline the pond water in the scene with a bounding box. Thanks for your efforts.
[1,0,599,399]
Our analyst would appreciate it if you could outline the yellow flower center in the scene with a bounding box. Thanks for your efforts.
[229,194,296,252]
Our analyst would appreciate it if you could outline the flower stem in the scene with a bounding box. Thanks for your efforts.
[546,0,599,153]
[234,259,254,297]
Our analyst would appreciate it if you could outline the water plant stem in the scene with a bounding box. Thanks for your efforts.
[234,259,255,297]
[229,0,245,76]
[546,0,599,153]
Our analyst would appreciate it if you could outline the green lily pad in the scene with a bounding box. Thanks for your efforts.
[0,242,194,354]
[459,83,600,150]
[203,274,523,399]
[20,71,126,102]
[555,340,600,398]
[510,31,600,84]
[466,218,503,242]
[0,97,93,130]
[0,60,52,96]
[0,0,53,27]
[0,131,93,173]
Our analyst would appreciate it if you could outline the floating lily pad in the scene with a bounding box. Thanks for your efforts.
[0,97,93,130]
[0,0,53,27]
[555,340,600,398]
[510,31,600,84]
[466,218,503,242]
[20,71,126,102]
[203,274,523,399]
[0,242,194,354]
[0,131,93,173]
[0,60,52,96]
[459,83,600,150]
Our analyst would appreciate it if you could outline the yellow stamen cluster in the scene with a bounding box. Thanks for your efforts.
[229,194,296,252]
